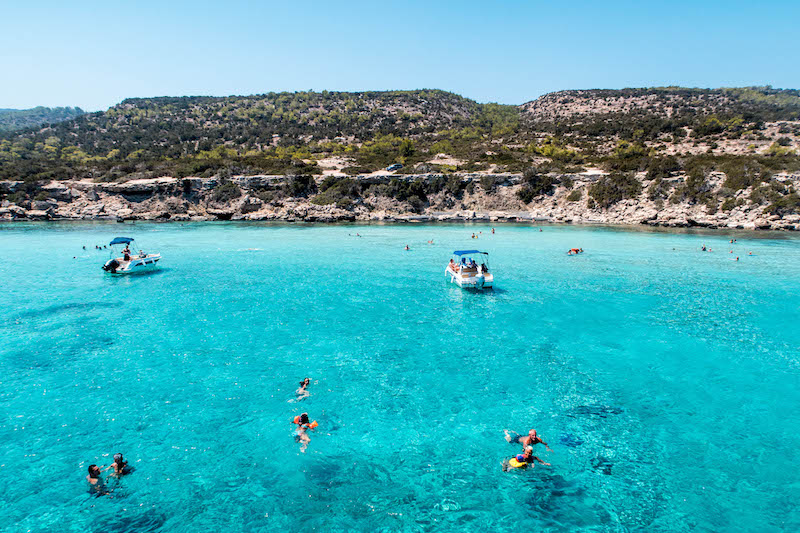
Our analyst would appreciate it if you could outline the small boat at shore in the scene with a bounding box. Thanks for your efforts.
[102,237,161,274]
[445,250,493,289]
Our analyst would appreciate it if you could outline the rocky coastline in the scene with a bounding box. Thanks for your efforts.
[1,172,799,231]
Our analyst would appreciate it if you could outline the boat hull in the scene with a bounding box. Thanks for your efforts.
[445,267,493,289]
[103,255,161,274]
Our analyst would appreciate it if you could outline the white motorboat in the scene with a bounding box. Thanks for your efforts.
[102,237,161,274]
[445,250,493,289]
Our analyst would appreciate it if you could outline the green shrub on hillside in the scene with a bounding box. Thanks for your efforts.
[720,159,769,190]
[284,175,317,197]
[646,156,681,180]
[765,193,800,216]
[588,173,642,208]
[480,175,497,191]
[211,181,241,203]
[604,141,650,172]
[311,177,361,205]
[516,167,555,204]
[647,177,673,201]
[566,189,582,202]
[670,169,713,204]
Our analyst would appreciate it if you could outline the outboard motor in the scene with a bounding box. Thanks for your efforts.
[103,259,120,273]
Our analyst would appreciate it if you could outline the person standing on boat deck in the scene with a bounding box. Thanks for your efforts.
[505,429,553,452]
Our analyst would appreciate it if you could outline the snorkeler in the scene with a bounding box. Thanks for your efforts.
[502,446,551,471]
[293,412,318,452]
[504,429,553,452]
[296,377,311,401]
[109,453,130,477]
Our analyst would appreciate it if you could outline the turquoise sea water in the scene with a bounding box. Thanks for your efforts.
[1,222,799,532]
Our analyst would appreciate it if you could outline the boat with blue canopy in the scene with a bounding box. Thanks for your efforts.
[445,250,493,289]
[102,237,161,274]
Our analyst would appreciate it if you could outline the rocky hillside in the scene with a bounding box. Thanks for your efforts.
[2,87,800,227]
[521,87,800,152]
[2,170,798,231]
[522,87,800,122]
[0,106,84,132]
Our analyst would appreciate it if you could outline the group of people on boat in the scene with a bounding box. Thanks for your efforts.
[501,428,553,471]
[85,453,132,496]
[448,257,488,273]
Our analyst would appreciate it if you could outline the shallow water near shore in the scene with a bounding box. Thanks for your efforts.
[1,221,799,532]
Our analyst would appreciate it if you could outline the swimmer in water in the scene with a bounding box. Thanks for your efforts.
[293,412,316,452]
[86,464,110,495]
[504,428,553,452]
[404,244,410,251]
[109,453,129,477]
[296,377,311,401]
[502,446,550,471]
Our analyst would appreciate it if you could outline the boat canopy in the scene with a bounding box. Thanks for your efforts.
[453,250,487,256]
[110,237,134,245]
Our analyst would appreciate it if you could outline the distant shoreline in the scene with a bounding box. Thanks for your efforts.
[4,219,799,239]
[2,173,798,231]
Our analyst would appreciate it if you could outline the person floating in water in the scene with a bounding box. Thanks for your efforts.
[296,377,311,401]
[293,412,318,452]
[505,428,553,452]
[86,464,110,496]
[567,248,584,255]
[502,446,551,471]
[702,244,707,251]
[404,244,410,250]
[492,227,495,234]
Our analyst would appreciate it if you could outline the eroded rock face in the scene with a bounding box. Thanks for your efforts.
[0,173,798,230]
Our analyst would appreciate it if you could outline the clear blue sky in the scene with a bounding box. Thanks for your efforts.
[2,0,798,110]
